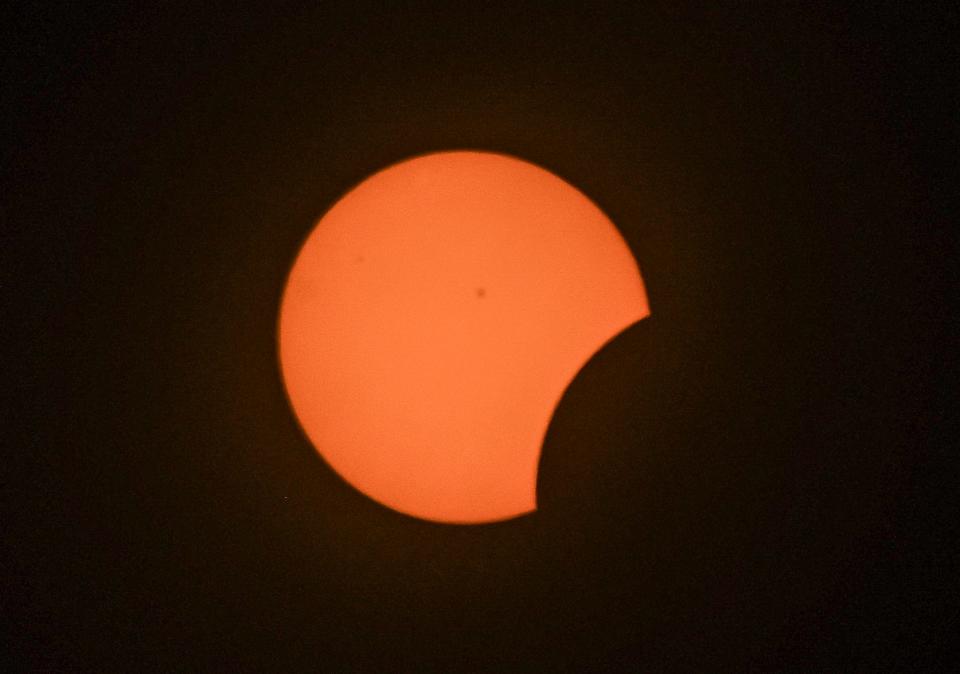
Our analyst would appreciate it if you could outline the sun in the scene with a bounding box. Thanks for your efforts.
[278,151,649,523]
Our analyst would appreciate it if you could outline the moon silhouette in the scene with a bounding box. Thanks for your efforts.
[278,151,649,523]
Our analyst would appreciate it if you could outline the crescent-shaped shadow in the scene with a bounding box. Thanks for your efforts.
[535,313,690,523]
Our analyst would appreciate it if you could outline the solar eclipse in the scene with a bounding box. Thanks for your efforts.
[278,151,648,523]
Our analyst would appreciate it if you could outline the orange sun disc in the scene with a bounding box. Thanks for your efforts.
[278,151,649,523]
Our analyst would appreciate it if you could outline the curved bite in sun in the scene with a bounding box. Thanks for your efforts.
[278,151,649,524]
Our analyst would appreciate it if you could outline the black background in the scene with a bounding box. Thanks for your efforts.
[3,2,957,670]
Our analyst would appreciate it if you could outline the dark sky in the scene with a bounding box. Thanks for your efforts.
[3,3,956,671]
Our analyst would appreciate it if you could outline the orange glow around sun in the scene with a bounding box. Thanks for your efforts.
[278,151,649,523]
